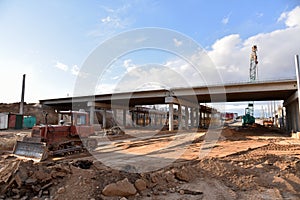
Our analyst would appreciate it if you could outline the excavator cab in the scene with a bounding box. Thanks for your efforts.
[242,103,255,126]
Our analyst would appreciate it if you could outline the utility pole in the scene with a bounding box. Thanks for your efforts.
[295,55,300,130]
[20,74,26,115]
[250,45,258,81]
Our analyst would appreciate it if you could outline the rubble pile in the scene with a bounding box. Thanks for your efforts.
[0,160,72,199]
[0,158,205,200]
[90,161,204,199]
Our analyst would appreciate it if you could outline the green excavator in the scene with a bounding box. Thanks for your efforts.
[242,103,255,126]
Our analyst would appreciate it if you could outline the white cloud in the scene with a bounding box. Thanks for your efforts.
[71,65,88,78]
[101,16,112,23]
[123,59,137,72]
[211,34,242,52]
[71,65,79,75]
[278,6,300,27]
[222,16,229,25]
[100,15,126,28]
[95,59,198,95]
[164,58,205,85]
[111,65,193,93]
[207,6,300,82]
[95,83,119,94]
[256,12,264,18]
[55,61,68,71]
[53,62,87,78]
[227,65,239,73]
[100,56,210,94]
[88,4,132,39]
[173,38,183,47]
[112,76,120,80]
[123,59,131,68]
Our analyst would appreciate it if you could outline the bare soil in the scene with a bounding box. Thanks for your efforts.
[1,125,300,200]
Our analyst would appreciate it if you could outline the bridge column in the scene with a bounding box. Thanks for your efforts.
[294,104,299,131]
[102,109,107,129]
[88,101,95,125]
[149,112,152,127]
[295,54,300,132]
[190,108,194,128]
[284,94,299,132]
[285,105,290,131]
[204,112,207,128]
[178,105,182,130]
[169,103,174,131]
[281,107,285,129]
[185,106,189,130]
[113,109,117,124]
[195,107,199,128]
[199,106,202,128]
[160,113,163,126]
[288,102,300,132]
[123,109,126,127]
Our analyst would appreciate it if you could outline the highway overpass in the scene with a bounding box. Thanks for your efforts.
[40,78,299,132]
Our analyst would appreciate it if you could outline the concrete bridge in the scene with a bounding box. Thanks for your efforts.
[40,78,299,132]
[40,55,300,132]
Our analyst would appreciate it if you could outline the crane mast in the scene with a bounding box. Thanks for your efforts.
[250,45,258,81]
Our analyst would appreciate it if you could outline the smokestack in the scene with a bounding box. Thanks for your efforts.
[20,74,26,115]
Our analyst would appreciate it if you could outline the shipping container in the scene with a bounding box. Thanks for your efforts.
[8,113,23,129]
[23,116,36,129]
[0,113,9,130]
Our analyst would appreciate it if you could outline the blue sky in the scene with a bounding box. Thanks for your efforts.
[0,0,300,115]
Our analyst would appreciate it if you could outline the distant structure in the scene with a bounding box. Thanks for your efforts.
[250,45,258,81]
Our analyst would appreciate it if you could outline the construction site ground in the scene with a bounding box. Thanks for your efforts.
[1,122,300,200]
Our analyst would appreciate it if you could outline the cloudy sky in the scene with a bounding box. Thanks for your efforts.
[0,0,300,115]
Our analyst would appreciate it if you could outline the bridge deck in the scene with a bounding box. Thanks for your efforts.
[40,79,297,109]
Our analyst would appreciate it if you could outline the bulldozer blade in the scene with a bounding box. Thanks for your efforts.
[13,141,48,161]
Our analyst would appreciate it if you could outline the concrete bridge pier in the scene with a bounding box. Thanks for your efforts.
[284,55,300,133]
[178,105,183,130]
[284,99,299,132]
[168,103,174,131]
[185,106,189,130]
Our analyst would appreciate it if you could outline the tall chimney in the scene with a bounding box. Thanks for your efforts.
[20,74,26,115]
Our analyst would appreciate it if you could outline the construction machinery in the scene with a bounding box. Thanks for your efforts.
[250,45,258,81]
[242,103,255,126]
[13,110,97,161]
[263,118,274,127]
